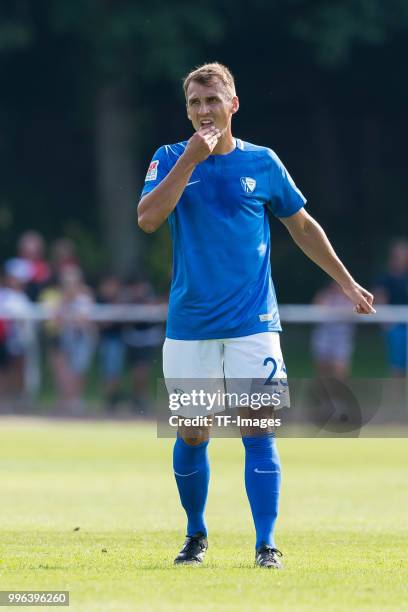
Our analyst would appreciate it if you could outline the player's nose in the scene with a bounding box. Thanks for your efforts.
[198,102,211,115]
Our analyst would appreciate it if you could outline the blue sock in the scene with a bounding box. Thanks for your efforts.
[242,434,281,549]
[173,436,210,537]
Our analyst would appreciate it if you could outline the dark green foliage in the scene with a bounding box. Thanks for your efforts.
[48,0,224,81]
[290,0,408,65]
[1,0,408,295]
[0,1,34,53]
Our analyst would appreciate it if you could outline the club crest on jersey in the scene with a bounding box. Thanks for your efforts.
[240,176,256,193]
[146,160,159,181]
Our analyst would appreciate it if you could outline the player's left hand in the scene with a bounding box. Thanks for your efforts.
[341,281,376,315]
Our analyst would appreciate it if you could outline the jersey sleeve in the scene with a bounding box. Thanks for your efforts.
[266,150,307,218]
[140,146,171,197]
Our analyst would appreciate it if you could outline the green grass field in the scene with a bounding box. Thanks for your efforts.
[0,419,407,611]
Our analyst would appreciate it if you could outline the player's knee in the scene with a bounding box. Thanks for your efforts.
[179,428,210,446]
[247,425,275,437]
[182,436,204,446]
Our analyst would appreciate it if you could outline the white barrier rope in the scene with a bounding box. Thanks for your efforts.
[0,303,407,323]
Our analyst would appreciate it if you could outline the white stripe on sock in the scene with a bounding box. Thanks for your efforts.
[254,468,280,474]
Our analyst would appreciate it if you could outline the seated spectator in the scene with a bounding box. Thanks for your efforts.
[374,239,408,377]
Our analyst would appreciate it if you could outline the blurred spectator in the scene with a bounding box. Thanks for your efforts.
[0,264,35,407]
[48,266,95,414]
[6,231,51,301]
[311,281,355,380]
[122,281,164,413]
[374,239,408,377]
[50,238,80,279]
[0,316,8,399]
[0,273,13,402]
[38,278,64,406]
[97,276,127,410]
[39,239,81,379]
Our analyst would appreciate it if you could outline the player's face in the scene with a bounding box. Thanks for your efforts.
[186,79,239,135]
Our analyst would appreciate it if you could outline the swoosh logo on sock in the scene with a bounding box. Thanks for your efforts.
[254,468,280,474]
[174,470,199,477]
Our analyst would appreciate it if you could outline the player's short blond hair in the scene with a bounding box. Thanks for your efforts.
[183,62,236,100]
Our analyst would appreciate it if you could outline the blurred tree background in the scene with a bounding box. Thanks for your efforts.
[1,0,407,299]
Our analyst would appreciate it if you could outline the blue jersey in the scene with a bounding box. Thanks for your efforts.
[141,138,306,340]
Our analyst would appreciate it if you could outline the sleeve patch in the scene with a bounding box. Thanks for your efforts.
[145,160,159,181]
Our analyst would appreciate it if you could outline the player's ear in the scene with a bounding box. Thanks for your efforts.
[231,96,239,115]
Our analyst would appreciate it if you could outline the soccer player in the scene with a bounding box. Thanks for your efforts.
[138,63,375,568]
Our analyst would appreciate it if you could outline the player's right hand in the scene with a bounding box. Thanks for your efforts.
[182,126,222,164]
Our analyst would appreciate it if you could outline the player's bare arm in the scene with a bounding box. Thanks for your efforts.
[137,126,221,233]
[280,207,375,315]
